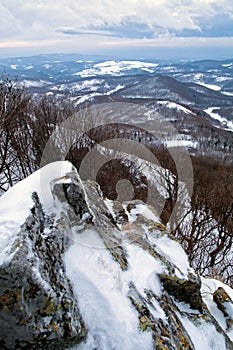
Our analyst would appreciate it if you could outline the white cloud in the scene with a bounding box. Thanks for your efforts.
[0,0,232,55]
[99,35,233,48]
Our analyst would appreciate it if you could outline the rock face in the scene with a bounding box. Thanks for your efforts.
[0,162,233,350]
[159,273,203,312]
[0,191,86,349]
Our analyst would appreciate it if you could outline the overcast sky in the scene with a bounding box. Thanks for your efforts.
[0,0,233,59]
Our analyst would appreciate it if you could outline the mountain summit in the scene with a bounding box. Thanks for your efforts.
[0,161,232,349]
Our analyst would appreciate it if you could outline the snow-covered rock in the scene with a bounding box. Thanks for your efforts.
[0,161,233,350]
[0,189,86,349]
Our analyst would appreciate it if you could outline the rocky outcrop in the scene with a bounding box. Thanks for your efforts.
[0,163,233,350]
[0,191,86,349]
[213,287,233,331]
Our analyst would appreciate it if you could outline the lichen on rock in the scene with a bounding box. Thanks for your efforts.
[0,191,87,350]
[159,273,203,312]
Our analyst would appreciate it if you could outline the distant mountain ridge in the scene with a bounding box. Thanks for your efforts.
[0,54,233,92]
[1,53,232,162]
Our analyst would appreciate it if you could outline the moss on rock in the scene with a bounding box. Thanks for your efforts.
[159,273,203,312]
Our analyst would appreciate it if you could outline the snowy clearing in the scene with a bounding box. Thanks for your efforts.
[197,82,221,91]
[77,60,158,77]
[204,107,233,132]
[158,100,194,114]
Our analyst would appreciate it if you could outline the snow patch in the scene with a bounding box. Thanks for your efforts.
[23,80,48,88]
[148,234,192,278]
[204,107,233,132]
[77,60,158,77]
[158,100,194,114]
[222,91,233,96]
[222,63,232,67]
[125,243,164,296]
[106,84,125,95]
[165,140,198,148]
[201,277,233,341]
[197,82,221,91]
[65,230,154,350]
[24,65,33,70]
[0,161,74,265]
[127,202,160,224]
[178,313,226,350]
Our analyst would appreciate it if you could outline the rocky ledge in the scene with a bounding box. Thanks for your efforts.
[0,161,232,350]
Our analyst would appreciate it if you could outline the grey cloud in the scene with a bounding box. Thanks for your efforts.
[56,27,118,37]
